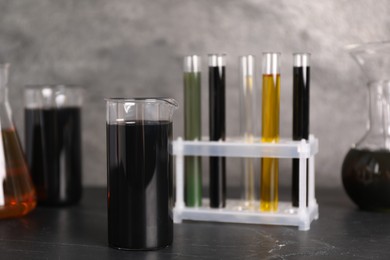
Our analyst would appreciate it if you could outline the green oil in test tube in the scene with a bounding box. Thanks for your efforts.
[184,55,202,207]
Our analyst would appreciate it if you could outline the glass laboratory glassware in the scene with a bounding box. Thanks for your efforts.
[208,54,226,208]
[342,41,390,211]
[183,55,202,207]
[0,64,36,219]
[260,52,281,212]
[239,55,256,209]
[106,98,178,250]
[25,85,83,206]
[292,53,311,207]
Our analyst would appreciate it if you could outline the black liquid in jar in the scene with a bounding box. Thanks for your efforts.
[209,65,226,208]
[25,107,82,205]
[292,66,310,207]
[342,148,390,211]
[107,121,173,250]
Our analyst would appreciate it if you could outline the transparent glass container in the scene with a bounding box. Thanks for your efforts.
[260,52,281,212]
[208,54,226,208]
[0,64,36,218]
[292,53,311,207]
[342,41,390,210]
[106,98,178,250]
[183,55,202,207]
[24,85,83,206]
[239,55,256,209]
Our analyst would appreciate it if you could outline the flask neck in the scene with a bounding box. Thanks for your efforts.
[0,64,14,130]
[361,81,390,149]
[0,64,9,104]
[368,82,389,132]
[0,87,9,104]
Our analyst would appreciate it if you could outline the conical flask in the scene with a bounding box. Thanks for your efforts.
[0,64,36,218]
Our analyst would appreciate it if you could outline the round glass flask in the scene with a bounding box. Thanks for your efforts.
[342,42,390,210]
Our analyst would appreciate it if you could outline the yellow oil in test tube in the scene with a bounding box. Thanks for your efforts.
[260,53,280,212]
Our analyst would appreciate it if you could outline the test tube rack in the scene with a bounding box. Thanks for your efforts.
[172,135,319,231]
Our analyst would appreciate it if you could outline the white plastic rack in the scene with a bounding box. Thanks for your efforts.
[172,135,319,231]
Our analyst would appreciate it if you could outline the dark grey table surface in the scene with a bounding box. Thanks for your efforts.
[0,187,389,260]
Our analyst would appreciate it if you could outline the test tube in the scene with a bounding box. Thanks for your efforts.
[209,54,226,208]
[183,55,202,207]
[260,52,280,212]
[239,55,256,208]
[292,53,310,207]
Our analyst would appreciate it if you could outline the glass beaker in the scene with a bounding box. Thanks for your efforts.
[342,41,390,210]
[0,64,36,219]
[24,85,83,206]
[106,98,178,250]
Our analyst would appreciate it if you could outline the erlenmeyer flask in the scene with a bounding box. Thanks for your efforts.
[0,64,36,218]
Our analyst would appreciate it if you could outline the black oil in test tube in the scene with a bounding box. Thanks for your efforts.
[209,54,226,208]
[292,53,310,207]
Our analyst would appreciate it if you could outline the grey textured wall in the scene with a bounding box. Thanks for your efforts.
[0,0,387,188]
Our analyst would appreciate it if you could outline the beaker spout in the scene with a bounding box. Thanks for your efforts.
[162,98,179,121]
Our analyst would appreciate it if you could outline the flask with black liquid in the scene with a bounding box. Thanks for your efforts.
[342,42,390,211]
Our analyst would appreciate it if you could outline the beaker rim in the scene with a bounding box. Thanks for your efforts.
[105,97,178,107]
